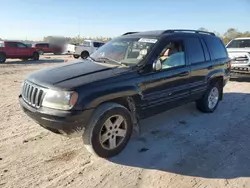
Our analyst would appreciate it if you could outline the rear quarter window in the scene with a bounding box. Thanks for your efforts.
[203,36,228,60]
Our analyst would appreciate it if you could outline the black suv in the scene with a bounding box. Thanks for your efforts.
[19,30,231,158]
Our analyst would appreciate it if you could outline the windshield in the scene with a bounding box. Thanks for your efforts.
[83,41,91,47]
[227,39,250,48]
[90,37,158,65]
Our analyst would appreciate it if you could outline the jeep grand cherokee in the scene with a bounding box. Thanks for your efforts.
[19,29,231,158]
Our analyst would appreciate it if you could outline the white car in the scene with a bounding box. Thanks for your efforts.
[226,37,250,73]
[73,40,105,59]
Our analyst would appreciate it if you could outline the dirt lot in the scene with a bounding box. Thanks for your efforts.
[0,55,250,188]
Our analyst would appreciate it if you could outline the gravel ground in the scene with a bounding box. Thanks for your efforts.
[0,55,250,188]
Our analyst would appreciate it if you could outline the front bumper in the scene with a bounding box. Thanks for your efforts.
[231,66,250,74]
[19,95,94,137]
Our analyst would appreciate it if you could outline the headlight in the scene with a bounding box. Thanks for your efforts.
[42,90,78,110]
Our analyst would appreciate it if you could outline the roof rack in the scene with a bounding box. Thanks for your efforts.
[163,29,215,36]
[122,32,139,36]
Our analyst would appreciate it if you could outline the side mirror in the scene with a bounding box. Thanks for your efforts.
[153,59,162,71]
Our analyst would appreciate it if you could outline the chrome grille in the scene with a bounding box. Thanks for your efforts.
[22,81,45,108]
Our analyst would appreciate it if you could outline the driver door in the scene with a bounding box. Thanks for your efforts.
[140,38,191,117]
[16,42,30,57]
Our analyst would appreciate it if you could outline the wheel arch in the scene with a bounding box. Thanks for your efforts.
[0,51,6,56]
[207,75,224,100]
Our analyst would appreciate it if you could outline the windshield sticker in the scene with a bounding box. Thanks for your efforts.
[138,38,158,43]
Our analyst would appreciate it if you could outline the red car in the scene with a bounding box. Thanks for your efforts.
[0,41,39,63]
[33,43,62,55]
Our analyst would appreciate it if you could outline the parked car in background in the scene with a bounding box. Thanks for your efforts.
[19,29,231,158]
[33,43,63,55]
[73,40,105,59]
[226,37,250,75]
[63,43,77,54]
[24,43,32,48]
[0,41,39,63]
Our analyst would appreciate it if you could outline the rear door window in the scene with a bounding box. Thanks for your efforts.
[186,37,205,64]
[203,36,228,60]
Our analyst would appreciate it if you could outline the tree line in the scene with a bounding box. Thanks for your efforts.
[198,28,250,44]
[1,28,250,45]
[43,28,250,45]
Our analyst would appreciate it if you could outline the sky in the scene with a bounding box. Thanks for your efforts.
[1,0,250,40]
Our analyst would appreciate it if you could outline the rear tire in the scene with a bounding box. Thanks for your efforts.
[32,52,39,61]
[73,55,80,59]
[81,51,89,59]
[0,53,6,63]
[83,103,133,158]
[196,82,221,113]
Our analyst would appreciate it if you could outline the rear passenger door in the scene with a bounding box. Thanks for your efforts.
[185,36,210,99]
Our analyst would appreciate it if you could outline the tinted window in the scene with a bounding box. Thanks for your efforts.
[203,36,227,60]
[186,37,205,64]
[36,43,48,47]
[7,42,17,47]
[158,40,186,70]
[16,43,27,48]
[93,42,104,48]
[227,39,250,48]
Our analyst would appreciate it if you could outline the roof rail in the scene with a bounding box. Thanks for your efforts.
[163,29,215,36]
[122,32,139,36]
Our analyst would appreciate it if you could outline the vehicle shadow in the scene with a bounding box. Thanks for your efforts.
[230,75,250,82]
[108,92,250,179]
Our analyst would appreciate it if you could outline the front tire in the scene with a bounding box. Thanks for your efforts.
[32,52,40,61]
[196,82,221,113]
[81,51,89,59]
[38,49,44,55]
[83,103,133,158]
[0,53,6,63]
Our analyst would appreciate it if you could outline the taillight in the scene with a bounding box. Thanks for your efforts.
[228,61,232,70]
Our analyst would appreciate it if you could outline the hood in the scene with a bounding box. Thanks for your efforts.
[27,59,130,89]
[227,48,250,53]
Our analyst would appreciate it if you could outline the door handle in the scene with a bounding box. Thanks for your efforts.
[179,71,189,77]
[207,65,214,70]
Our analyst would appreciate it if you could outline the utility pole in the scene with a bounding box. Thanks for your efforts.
[78,16,81,39]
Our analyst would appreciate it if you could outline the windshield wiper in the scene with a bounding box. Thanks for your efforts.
[95,57,128,66]
[87,56,96,61]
